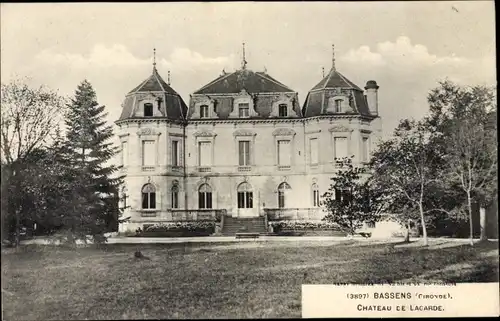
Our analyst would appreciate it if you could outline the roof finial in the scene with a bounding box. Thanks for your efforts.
[264,66,267,73]
[153,48,157,69]
[322,67,325,78]
[241,42,247,70]
[331,44,336,71]
[167,70,171,85]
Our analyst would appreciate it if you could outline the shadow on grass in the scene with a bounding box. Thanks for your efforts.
[300,240,498,284]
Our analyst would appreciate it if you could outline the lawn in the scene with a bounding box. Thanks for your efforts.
[2,239,498,319]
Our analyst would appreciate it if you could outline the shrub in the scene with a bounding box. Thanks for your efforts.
[134,221,216,237]
[145,221,215,232]
[269,221,340,231]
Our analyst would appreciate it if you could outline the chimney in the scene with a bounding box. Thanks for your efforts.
[364,80,379,116]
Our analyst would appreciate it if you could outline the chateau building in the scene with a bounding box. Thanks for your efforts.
[116,46,382,233]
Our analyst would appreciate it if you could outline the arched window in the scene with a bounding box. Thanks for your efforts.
[237,182,253,209]
[278,182,291,208]
[312,183,320,207]
[141,183,156,209]
[198,183,212,209]
[171,182,179,209]
[144,103,154,117]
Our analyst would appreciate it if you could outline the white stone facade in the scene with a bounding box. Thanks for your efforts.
[116,64,382,233]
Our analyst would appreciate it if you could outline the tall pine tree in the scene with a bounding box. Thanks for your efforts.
[63,80,123,242]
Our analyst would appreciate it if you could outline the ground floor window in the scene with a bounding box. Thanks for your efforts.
[237,182,253,208]
[141,183,156,209]
[198,183,212,209]
[312,183,320,207]
[278,182,291,208]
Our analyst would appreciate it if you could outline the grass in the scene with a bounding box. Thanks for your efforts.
[1,239,498,320]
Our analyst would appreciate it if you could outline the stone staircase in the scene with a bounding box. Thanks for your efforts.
[221,216,268,236]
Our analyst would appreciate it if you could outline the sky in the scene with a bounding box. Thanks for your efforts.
[1,1,496,140]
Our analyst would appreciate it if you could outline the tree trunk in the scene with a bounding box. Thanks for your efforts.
[14,209,20,247]
[467,191,474,246]
[419,202,428,246]
[403,218,411,243]
[479,206,487,241]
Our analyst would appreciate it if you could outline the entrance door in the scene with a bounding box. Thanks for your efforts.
[237,182,258,217]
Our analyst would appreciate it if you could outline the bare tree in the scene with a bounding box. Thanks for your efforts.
[427,81,497,245]
[0,78,65,246]
[445,109,497,245]
[1,78,65,164]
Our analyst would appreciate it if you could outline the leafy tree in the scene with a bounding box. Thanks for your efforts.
[0,79,65,246]
[427,81,497,244]
[62,80,123,243]
[370,120,452,246]
[322,157,388,236]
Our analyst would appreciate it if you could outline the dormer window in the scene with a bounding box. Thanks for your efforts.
[279,104,288,117]
[200,105,209,118]
[144,103,153,117]
[238,103,249,118]
[335,99,342,113]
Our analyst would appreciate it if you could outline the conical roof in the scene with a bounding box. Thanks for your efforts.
[302,67,371,117]
[118,67,188,122]
[310,68,363,91]
[128,67,179,95]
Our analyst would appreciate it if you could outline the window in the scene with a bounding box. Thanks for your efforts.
[238,141,251,166]
[171,184,179,209]
[142,140,156,166]
[278,104,288,117]
[198,142,212,166]
[200,105,209,118]
[121,141,128,166]
[141,183,156,209]
[198,184,212,209]
[335,99,342,113]
[171,140,179,166]
[312,183,320,207]
[334,188,351,205]
[277,140,291,165]
[309,138,318,165]
[144,103,153,117]
[334,137,348,160]
[278,182,291,208]
[362,137,369,162]
[237,182,253,209]
[238,103,249,117]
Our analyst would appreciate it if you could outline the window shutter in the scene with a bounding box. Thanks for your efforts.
[238,141,244,166]
[278,140,291,165]
[334,137,348,159]
[310,138,318,164]
[171,140,178,166]
[142,140,156,166]
[199,142,211,166]
[362,137,369,162]
[122,141,128,166]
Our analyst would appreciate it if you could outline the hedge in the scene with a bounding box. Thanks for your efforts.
[135,222,216,237]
